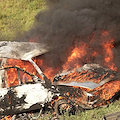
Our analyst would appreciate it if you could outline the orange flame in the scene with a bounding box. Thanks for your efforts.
[62,42,87,71]
[4,59,38,87]
[101,31,117,71]
[34,57,59,79]
[61,31,117,72]
[1,31,119,119]
[1,116,12,120]
[3,31,117,87]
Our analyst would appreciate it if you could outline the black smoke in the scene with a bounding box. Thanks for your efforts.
[17,0,120,71]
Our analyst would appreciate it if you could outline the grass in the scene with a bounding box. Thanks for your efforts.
[0,0,120,120]
[37,100,120,120]
[0,0,46,40]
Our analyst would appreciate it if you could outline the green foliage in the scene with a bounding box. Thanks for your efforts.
[0,0,46,40]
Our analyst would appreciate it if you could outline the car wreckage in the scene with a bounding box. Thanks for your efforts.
[0,41,119,119]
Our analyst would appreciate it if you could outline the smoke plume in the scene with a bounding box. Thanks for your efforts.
[17,0,120,70]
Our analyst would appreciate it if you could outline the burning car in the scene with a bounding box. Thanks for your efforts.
[0,41,119,119]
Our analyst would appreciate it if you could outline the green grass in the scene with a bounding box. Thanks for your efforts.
[0,0,46,40]
[0,0,120,119]
[38,100,120,120]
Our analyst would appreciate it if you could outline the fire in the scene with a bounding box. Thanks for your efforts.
[89,80,120,107]
[62,42,87,70]
[3,59,38,87]
[101,31,117,71]
[0,31,119,119]
[94,80,120,100]
[2,31,118,87]
[34,57,59,79]
[6,68,19,87]
[1,116,12,120]
[60,31,117,72]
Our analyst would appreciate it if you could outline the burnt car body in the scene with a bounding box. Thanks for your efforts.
[0,41,120,118]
